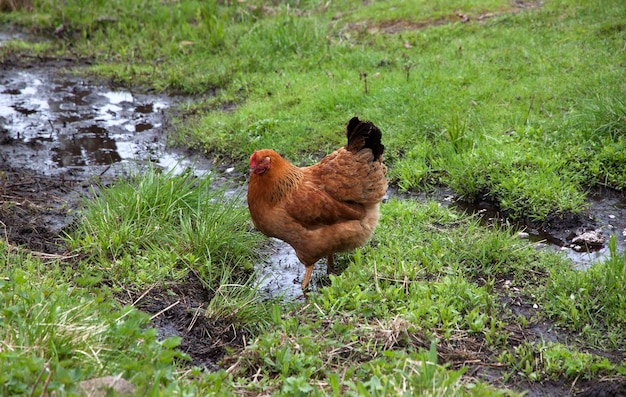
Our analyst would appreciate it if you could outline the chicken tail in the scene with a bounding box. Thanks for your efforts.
[346,117,385,161]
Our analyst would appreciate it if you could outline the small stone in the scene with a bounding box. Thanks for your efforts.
[78,376,135,397]
[517,231,530,239]
[608,214,616,219]
[571,228,605,248]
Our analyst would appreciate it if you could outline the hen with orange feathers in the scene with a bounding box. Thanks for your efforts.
[247,117,387,291]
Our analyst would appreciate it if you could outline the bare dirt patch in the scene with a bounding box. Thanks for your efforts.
[126,272,246,370]
[0,166,81,254]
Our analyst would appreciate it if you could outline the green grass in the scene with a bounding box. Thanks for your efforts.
[228,323,508,396]
[1,169,277,395]
[66,168,257,287]
[2,0,626,395]
[540,236,626,349]
[498,340,619,383]
[65,167,276,333]
[220,200,626,394]
[3,174,626,395]
[0,245,189,396]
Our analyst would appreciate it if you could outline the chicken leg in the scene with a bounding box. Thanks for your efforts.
[326,254,335,275]
[302,265,314,291]
[301,255,336,291]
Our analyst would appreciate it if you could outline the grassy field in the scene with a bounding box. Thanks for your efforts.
[1,0,626,395]
[3,0,624,219]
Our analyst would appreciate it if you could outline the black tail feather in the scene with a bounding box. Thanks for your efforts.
[346,117,384,161]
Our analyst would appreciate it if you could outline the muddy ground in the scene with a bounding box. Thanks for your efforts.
[1,57,625,396]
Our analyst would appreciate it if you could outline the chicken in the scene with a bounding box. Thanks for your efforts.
[247,117,387,291]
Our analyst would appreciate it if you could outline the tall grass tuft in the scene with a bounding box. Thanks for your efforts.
[206,267,277,335]
[67,167,261,290]
[568,95,626,142]
[66,166,277,339]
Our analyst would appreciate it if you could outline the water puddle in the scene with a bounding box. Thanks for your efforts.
[0,67,212,178]
[256,238,327,300]
[453,189,626,270]
[0,60,624,301]
[0,31,27,43]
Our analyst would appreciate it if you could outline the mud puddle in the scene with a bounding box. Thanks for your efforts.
[0,66,213,179]
[256,238,328,300]
[452,189,626,269]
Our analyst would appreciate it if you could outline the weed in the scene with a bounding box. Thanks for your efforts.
[499,341,619,382]
[568,94,626,143]
[206,270,277,335]
[445,111,470,154]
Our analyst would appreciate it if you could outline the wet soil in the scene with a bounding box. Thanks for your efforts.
[127,272,245,371]
[453,189,626,269]
[256,238,329,300]
[2,53,625,395]
[0,63,211,179]
[0,165,245,372]
[392,186,626,269]
[0,165,82,254]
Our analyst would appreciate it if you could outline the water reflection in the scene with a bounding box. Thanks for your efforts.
[0,68,169,169]
[52,135,122,166]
